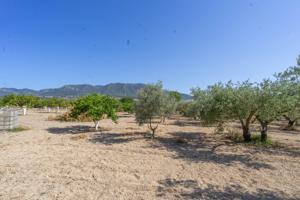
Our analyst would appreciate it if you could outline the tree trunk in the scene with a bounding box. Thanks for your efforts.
[151,128,155,138]
[242,125,251,142]
[149,118,159,138]
[283,115,296,130]
[95,121,100,131]
[259,121,268,142]
[286,120,296,130]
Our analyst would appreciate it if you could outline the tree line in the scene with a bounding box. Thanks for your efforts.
[189,56,300,142]
[1,56,299,143]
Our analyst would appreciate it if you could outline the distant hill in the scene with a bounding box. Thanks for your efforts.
[0,83,192,100]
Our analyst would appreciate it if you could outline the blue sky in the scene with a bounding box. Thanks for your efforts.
[0,0,299,93]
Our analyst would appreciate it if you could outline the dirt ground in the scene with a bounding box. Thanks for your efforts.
[0,110,299,200]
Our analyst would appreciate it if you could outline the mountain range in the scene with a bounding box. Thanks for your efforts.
[0,83,192,100]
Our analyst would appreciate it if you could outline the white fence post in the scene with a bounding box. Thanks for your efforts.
[23,106,27,116]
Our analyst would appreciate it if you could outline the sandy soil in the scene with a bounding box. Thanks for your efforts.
[0,110,299,200]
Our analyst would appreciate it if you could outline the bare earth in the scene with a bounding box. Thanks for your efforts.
[0,110,299,200]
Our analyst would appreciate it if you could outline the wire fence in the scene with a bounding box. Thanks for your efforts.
[0,108,19,130]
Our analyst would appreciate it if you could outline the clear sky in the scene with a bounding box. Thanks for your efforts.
[0,0,299,93]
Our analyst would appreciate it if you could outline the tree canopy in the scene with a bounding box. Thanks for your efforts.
[135,82,177,138]
[70,94,119,130]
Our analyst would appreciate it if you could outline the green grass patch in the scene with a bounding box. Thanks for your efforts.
[250,133,276,147]
[223,129,281,148]
[8,126,30,132]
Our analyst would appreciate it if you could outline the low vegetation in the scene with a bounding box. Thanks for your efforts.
[0,95,73,108]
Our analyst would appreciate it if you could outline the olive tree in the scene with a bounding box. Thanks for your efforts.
[275,60,300,129]
[70,94,119,130]
[255,80,286,141]
[192,81,259,142]
[168,91,182,102]
[192,83,231,127]
[176,101,196,118]
[135,82,176,138]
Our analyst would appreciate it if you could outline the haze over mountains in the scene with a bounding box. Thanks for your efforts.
[0,83,191,99]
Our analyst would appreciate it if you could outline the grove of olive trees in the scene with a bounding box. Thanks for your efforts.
[190,56,300,142]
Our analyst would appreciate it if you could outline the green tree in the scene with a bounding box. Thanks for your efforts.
[135,82,176,138]
[70,94,119,130]
[1,95,40,108]
[192,83,231,126]
[120,97,135,113]
[225,81,260,141]
[192,81,259,142]
[275,56,300,129]
[176,101,196,118]
[169,91,182,102]
[255,80,286,141]
[41,97,70,108]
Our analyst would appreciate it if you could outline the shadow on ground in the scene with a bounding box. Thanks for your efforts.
[170,119,203,127]
[46,125,110,134]
[89,132,147,145]
[150,132,274,170]
[156,178,297,200]
[46,125,296,169]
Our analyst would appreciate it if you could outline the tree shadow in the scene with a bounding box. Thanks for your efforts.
[151,132,273,170]
[269,128,300,135]
[170,120,203,127]
[156,178,297,200]
[89,132,147,145]
[117,113,134,118]
[46,125,101,135]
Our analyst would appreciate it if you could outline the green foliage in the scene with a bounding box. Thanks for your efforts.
[135,82,177,137]
[256,80,283,122]
[40,97,71,108]
[250,134,275,147]
[0,94,40,108]
[191,83,232,125]
[119,97,135,113]
[0,95,72,108]
[225,129,277,147]
[275,60,300,128]
[190,55,300,142]
[253,80,288,141]
[176,101,196,117]
[192,81,260,142]
[169,91,182,102]
[70,94,119,130]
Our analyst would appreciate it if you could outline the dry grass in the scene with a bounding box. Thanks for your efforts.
[70,134,88,141]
